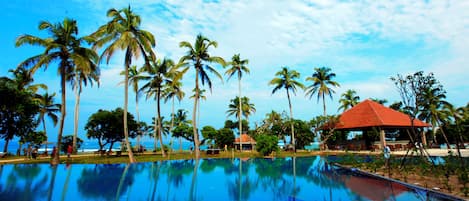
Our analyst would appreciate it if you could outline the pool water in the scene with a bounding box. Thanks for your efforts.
[0,156,461,201]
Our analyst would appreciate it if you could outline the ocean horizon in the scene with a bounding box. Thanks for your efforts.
[0,138,203,154]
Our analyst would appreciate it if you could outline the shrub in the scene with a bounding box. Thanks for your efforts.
[256,135,278,156]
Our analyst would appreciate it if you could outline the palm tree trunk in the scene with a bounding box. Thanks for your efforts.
[72,83,80,154]
[287,90,295,152]
[42,116,48,155]
[52,66,67,165]
[170,97,175,156]
[322,93,326,117]
[238,77,243,152]
[193,70,200,159]
[136,96,141,149]
[124,58,136,163]
[157,89,166,157]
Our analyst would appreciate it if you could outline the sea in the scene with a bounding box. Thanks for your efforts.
[0,138,202,154]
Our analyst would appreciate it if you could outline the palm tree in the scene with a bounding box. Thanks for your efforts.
[338,89,360,112]
[71,63,100,153]
[140,58,175,157]
[120,65,144,148]
[16,18,98,165]
[178,34,226,159]
[190,88,207,132]
[226,96,256,123]
[8,67,47,93]
[305,67,340,116]
[173,109,191,152]
[163,70,186,151]
[269,67,304,151]
[225,54,250,148]
[36,92,60,153]
[91,7,155,163]
[418,87,450,147]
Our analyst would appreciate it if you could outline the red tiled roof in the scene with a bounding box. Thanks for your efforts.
[234,134,256,143]
[334,99,430,129]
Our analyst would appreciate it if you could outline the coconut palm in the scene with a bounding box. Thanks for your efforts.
[91,7,155,163]
[140,58,176,157]
[269,67,304,151]
[120,65,145,148]
[226,96,256,123]
[36,92,60,146]
[163,69,186,151]
[71,63,100,153]
[173,109,191,152]
[225,54,250,147]
[178,34,226,159]
[8,67,47,93]
[338,89,360,112]
[16,18,98,165]
[305,67,340,116]
[418,87,450,147]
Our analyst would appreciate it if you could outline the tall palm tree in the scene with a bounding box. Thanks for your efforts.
[120,65,144,148]
[190,88,207,133]
[91,7,155,163]
[305,67,340,116]
[140,58,175,157]
[225,54,250,148]
[269,67,304,151]
[71,64,100,153]
[16,18,98,165]
[163,69,186,151]
[36,92,60,148]
[418,87,450,147]
[338,89,360,112]
[178,34,226,159]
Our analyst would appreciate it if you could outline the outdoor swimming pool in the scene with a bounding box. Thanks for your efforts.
[0,156,462,201]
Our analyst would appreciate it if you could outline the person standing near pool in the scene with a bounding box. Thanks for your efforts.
[67,145,73,158]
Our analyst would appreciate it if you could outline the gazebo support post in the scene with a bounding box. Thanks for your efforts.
[421,130,427,147]
[379,128,386,150]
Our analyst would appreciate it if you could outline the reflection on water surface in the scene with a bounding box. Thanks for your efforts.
[0,156,460,201]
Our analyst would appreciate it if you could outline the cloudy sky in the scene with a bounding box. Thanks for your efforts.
[1,0,468,142]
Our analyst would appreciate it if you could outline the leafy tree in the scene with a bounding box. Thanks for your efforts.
[269,67,304,152]
[224,120,237,130]
[91,6,155,163]
[305,67,340,116]
[84,108,139,152]
[61,135,83,153]
[16,18,98,165]
[0,77,39,153]
[391,71,449,154]
[255,135,279,156]
[291,120,315,149]
[201,126,218,146]
[20,131,47,154]
[172,124,194,143]
[216,128,235,149]
[370,98,388,105]
[338,89,359,112]
[178,34,226,159]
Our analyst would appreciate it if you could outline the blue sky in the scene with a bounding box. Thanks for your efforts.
[1,0,468,143]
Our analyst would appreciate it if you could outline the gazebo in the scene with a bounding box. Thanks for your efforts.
[332,99,430,150]
[234,134,256,151]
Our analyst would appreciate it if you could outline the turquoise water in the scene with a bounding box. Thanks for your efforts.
[0,156,461,201]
